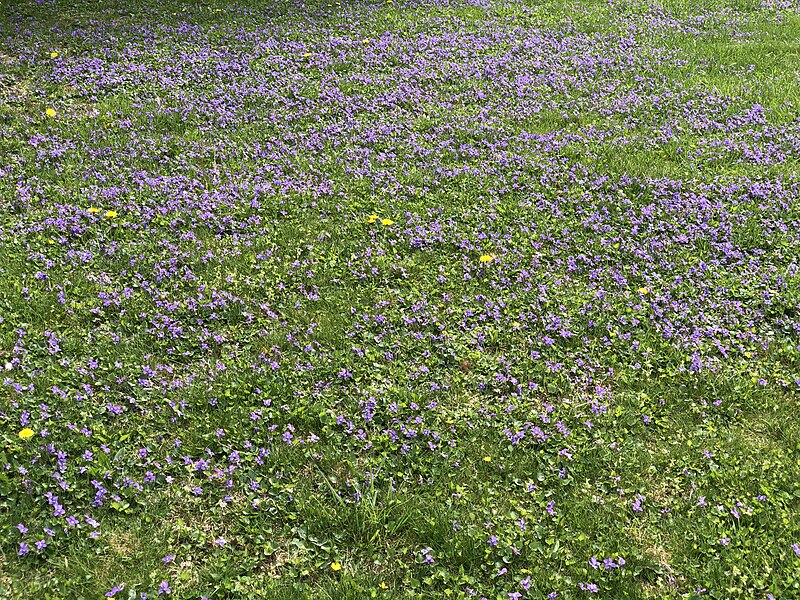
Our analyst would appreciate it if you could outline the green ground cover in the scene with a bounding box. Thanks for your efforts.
[1,0,800,597]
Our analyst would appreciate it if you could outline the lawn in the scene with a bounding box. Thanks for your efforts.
[1,0,800,597]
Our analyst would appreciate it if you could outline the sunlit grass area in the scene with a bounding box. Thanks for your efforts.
[1,0,800,597]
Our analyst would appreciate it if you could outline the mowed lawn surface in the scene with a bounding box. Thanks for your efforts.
[1,0,800,597]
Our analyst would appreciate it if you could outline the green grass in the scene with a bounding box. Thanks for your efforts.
[1,0,800,597]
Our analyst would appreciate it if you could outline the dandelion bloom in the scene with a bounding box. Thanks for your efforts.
[367,214,378,224]
[381,218,394,226]
[483,455,492,462]
[46,108,57,118]
[19,428,35,440]
[331,562,342,571]
[479,254,494,263]
[105,210,118,218]
[50,51,59,58]
[88,207,101,214]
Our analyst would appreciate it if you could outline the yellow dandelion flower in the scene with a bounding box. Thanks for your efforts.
[50,51,59,59]
[303,52,312,57]
[331,562,342,571]
[19,428,35,440]
[381,218,394,226]
[483,455,492,462]
[363,39,370,44]
[105,210,118,218]
[367,214,378,224]
[87,207,101,214]
[379,582,388,590]
[637,287,649,295]
[479,254,494,263]
[46,108,57,118]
